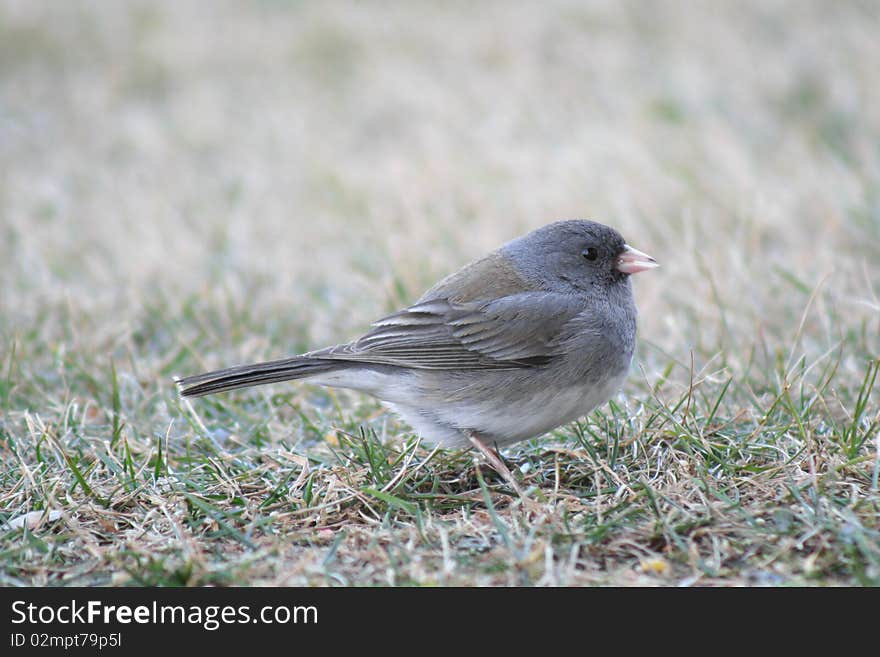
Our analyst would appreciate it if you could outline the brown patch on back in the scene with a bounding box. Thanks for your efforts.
[417,251,538,304]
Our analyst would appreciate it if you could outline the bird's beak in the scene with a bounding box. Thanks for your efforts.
[617,244,659,275]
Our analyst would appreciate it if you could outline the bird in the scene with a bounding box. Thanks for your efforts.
[176,220,657,487]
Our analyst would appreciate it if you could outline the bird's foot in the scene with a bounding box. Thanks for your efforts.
[466,431,533,505]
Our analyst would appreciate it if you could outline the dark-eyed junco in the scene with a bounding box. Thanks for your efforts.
[177,220,657,461]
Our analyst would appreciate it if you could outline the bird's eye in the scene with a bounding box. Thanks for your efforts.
[582,247,599,262]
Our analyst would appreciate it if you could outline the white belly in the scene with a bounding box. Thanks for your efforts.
[308,366,628,448]
[430,372,627,447]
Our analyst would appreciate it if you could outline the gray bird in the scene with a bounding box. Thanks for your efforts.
[177,220,657,465]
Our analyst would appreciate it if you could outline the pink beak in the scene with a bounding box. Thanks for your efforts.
[617,244,659,275]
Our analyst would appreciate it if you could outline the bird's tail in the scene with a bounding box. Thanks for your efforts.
[176,356,341,398]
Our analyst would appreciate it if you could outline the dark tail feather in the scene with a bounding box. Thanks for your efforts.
[175,357,340,398]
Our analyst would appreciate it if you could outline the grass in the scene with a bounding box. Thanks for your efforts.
[1,0,879,586]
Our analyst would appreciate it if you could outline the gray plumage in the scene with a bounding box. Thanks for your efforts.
[176,220,657,448]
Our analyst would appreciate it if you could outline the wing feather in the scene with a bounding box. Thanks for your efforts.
[306,293,584,370]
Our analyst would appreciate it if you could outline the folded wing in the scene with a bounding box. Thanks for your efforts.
[309,293,585,370]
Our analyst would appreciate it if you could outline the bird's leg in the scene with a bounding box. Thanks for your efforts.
[466,431,527,500]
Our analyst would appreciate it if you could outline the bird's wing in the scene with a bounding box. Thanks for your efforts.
[308,293,585,370]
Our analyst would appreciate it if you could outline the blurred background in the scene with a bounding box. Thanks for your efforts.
[3,0,880,588]
[2,0,878,392]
